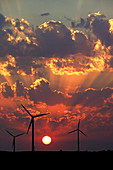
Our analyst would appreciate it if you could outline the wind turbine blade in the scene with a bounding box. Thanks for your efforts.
[21,104,32,117]
[6,130,14,137]
[79,130,87,136]
[27,119,32,134]
[15,132,25,137]
[78,119,80,128]
[67,129,78,134]
[33,113,50,118]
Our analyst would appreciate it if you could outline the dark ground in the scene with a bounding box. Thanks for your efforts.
[1,150,113,153]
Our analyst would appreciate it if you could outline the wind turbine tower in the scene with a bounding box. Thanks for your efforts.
[21,104,50,152]
[6,130,25,152]
[67,119,87,152]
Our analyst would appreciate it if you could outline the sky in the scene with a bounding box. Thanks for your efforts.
[0,0,113,151]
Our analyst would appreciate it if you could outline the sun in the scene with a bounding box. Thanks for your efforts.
[42,135,52,145]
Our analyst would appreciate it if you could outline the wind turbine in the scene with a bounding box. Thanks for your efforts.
[6,130,25,152]
[67,119,86,152]
[21,104,50,152]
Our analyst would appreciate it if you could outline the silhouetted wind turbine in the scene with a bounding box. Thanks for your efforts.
[21,104,50,152]
[67,119,86,152]
[6,130,25,152]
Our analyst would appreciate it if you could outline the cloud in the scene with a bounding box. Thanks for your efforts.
[36,20,94,57]
[0,15,95,75]
[35,20,75,57]
[0,12,113,87]
[1,79,113,108]
[91,18,113,47]
[73,31,93,56]
[43,12,113,76]
[46,53,105,76]
[0,30,10,58]
[68,87,113,107]
[0,12,113,138]
[0,82,14,98]
[0,78,113,137]
[0,13,5,29]
[0,12,113,77]
[14,80,27,98]
[28,78,65,105]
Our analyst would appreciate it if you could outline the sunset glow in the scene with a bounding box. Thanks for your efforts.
[0,0,113,152]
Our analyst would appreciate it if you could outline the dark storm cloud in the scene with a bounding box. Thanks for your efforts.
[28,83,113,108]
[10,41,39,74]
[35,20,93,57]
[0,29,10,57]
[0,79,113,135]
[0,13,5,29]
[0,12,113,76]
[77,12,113,48]
[1,82,14,98]
[73,31,92,56]
[28,79,65,105]
[74,12,113,48]
[91,18,113,47]
[1,79,113,108]
[67,88,113,107]
[35,20,75,57]
[0,14,94,74]
[15,80,27,98]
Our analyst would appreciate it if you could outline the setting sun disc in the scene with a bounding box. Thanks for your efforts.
[42,135,52,145]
